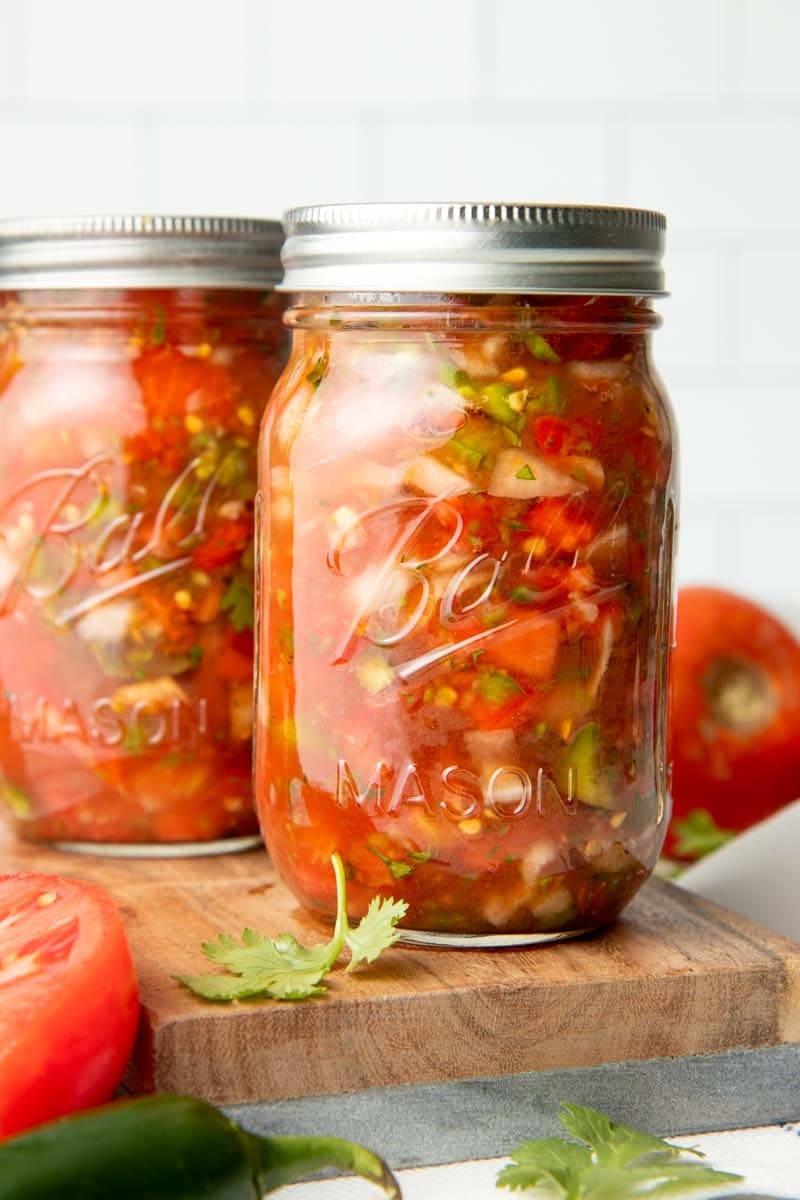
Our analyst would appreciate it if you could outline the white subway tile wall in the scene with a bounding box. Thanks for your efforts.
[0,0,797,605]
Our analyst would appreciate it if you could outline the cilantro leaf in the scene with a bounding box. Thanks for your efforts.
[497,1104,743,1198]
[178,853,407,1003]
[178,928,331,1002]
[345,896,408,972]
[560,1104,690,1168]
[203,928,334,979]
[579,1162,744,1200]
[368,844,416,879]
[179,964,327,1002]
[497,1138,589,1192]
[221,576,254,632]
[672,809,736,859]
[515,463,536,481]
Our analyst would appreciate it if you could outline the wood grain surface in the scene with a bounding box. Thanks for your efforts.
[3,830,800,1106]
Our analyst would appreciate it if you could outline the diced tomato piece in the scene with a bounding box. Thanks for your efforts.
[484,612,560,680]
[192,518,251,570]
[130,347,235,469]
[571,333,614,360]
[534,415,573,456]
[217,628,254,681]
[525,497,597,553]
[437,493,505,552]
[461,683,528,730]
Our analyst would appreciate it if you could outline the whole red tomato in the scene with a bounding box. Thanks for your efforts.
[0,872,140,1138]
[667,587,800,860]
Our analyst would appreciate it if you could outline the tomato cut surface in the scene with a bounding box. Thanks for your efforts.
[0,872,140,1139]
[667,587,800,859]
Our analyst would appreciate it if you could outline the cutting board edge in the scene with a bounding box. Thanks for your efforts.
[134,957,796,1104]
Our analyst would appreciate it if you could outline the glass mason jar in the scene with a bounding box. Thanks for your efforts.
[256,203,678,944]
[0,216,287,855]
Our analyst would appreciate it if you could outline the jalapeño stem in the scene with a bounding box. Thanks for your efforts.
[249,1131,402,1198]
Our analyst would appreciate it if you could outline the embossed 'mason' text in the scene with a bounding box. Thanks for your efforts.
[0,691,209,748]
[334,758,577,822]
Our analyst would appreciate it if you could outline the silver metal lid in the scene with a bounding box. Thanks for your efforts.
[280,202,666,296]
[0,215,283,290]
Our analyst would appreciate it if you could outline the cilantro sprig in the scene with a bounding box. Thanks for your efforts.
[672,809,736,860]
[178,854,407,1002]
[497,1104,742,1198]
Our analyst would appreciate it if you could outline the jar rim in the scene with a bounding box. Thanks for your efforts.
[279,202,667,297]
[0,214,284,291]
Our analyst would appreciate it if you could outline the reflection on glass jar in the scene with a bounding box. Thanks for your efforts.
[0,217,288,853]
[256,203,678,944]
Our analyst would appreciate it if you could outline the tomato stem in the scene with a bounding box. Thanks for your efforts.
[703,657,776,735]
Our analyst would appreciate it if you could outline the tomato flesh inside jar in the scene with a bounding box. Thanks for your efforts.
[0,289,287,851]
[256,295,677,941]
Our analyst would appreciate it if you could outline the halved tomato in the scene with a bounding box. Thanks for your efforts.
[667,587,800,859]
[0,872,140,1138]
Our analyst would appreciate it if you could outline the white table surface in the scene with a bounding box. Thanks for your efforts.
[277,1123,800,1198]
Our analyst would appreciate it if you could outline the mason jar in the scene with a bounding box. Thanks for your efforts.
[256,203,677,943]
[0,215,287,855]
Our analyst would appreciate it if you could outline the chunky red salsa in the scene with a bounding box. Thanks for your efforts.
[257,297,676,939]
[0,290,286,845]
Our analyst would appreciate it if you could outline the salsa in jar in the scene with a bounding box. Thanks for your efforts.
[0,216,287,852]
[257,204,677,942]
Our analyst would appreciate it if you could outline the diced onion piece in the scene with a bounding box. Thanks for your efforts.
[571,599,599,625]
[461,334,509,379]
[327,505,368,553]
[133,761,213,813]
[404,455,473,497]
[464,728,517,766]
[111,676,188,712]
[487,450,586,500]
[463,730,526,811]
[556,455,605,491]
[520,839,562,887]
[76,601,133,645]
[218,499,246,520]
[346,562,413,614]
[586,840,640,876]
[529,886,577,928]
[482,879,530,929]
[587,616,615,699]
[568,361,629,385]
[586,524,629,573]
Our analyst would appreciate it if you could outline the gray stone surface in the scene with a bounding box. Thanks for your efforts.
[226,1045,800,1170]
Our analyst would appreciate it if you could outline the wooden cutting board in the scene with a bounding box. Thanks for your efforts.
[3,831,800,1106]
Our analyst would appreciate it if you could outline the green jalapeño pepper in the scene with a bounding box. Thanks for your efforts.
[0,1093,402,1200]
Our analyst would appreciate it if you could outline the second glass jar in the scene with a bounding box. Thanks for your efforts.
[256,203,677,943]
[0,216,288,853]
